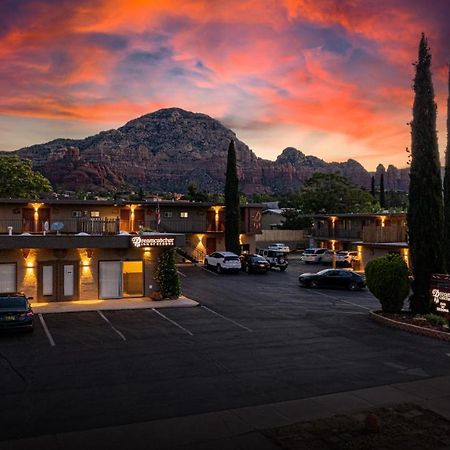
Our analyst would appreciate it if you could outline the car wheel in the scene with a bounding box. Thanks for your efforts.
[310,280,319,289]
[217,264,222,273]
[245,264,250,273]
[204,259,209,268]
[280,267,287,272]
[318,257,322,263]
[348,281,358,291]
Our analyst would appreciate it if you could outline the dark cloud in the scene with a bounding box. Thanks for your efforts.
[83,33,128,51]
[126,48,172,65]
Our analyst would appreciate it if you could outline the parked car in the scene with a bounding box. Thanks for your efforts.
[301,248,327,264]
[257,249,288,271]
[240,254,271,273]
[336,250,359,266]
[298,269,365,291]
[321,250,336,264]
[0,293,34,331]
[267,243,290,253]
[204,251,241,273]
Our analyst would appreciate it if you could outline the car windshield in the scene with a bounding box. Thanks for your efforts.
[224,256,240,262]
[252,256,267,262]
[0,296,27,309]
[337,251,348,255]
[317,269,333,275]
[303,249,315,254]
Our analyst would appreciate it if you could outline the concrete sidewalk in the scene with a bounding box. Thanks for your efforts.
[2,375,450,450]
[30,295,198,314]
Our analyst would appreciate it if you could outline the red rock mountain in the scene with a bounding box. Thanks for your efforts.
[5,108,409,193]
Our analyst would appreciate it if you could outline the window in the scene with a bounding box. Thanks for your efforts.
[90,211,100,218]
[180,212,189,218]
[72,210,83,218]
[163,211,173,218]
[99,261,143,299]
[0,264,16,293]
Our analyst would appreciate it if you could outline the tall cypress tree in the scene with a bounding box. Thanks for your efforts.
[224,140,240,254]
[443,63,450,272]
[379,173,386,208]
[408,34,444,314]
[370,176,376,198]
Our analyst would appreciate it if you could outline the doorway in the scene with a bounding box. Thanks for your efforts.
[37,261,79,302]
[99,261,143,299]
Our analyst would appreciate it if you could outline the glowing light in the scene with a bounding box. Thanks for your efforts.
[380,216,386,227]
[330,239,337,251]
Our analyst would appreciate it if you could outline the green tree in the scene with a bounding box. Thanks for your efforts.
[186,183,210,202]
[224,140,240,254]
[407,34,444,314]
[444,63,450,272]
[370,176,376,198]
[278,210,312,230]
[379,173,386,209]
[0,156,52,198]
[365,254,410,313]
[297,173,377,214]
[154,248,181,299]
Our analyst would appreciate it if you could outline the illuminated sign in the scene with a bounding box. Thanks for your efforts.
[430,274,450,314]
[131,236,175,248]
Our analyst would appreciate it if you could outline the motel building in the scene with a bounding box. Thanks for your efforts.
[0,199,262,302]
[311,213,410,269]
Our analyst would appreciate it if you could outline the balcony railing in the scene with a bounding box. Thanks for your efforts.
[0,218,119,235]
[362,224,407,243]
[313,227,362,240]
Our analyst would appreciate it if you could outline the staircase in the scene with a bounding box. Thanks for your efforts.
[176,247,202,264]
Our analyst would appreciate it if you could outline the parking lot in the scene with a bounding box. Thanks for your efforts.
[2,260,450,442]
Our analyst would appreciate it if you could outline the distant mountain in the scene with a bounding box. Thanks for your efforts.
[1,108,409,194]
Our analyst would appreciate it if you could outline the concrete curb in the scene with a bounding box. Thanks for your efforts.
[31,296,199,314]
[370,310,450,342]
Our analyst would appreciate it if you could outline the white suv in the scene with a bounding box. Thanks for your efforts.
[336,251,359,266]
[301,248,327,264]
[204,251,242,273]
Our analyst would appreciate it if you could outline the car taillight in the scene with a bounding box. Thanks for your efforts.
[20,312,33,317]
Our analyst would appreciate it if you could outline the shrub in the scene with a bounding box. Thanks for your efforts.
[365,254,410,313]
[424,313,448,327]
[155,248,181,299]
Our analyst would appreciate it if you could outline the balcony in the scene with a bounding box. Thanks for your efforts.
[0,218,119,235]
[361,224,407,243]
[313,227,362,240]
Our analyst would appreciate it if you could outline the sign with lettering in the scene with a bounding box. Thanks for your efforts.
[131,236,175,248]
[430,273,450,314]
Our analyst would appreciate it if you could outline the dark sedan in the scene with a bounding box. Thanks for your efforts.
[299,269,365,291]
[241,254,271,273]
[0,293,34,331]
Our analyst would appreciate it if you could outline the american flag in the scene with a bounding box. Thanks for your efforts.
[156,196,161,227]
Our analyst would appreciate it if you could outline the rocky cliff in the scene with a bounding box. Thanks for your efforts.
[3,108,409,194]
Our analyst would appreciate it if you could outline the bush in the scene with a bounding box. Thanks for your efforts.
[155,248,181,299]
[424,313,448,327]
[365,254,410,313]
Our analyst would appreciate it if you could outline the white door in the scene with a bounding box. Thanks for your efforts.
[42,265,54,296]
[63,264,74,297]
[0,264,16,293]
[99,261,121,299]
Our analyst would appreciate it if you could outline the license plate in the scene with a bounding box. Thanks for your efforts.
[3,315,16,321]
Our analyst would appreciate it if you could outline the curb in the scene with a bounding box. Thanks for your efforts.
[369,311,450,342]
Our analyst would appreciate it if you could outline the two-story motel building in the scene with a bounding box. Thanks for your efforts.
[311,213,409,269]
[0,199,262,302]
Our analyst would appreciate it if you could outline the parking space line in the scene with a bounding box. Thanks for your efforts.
[201,305,253,332]
[199,266,219,276]
[152,308,194,336]
[309,290,372,311]
[38,314,55,347]
[97,311,127,341]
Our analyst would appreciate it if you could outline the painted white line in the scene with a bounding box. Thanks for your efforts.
[152,308,194,336]
[310,290,372,311]
[201,305,253,332]
[177,270,187,278]
[97,311,126,341]
[38,314,55,347]
[200,265,219,276]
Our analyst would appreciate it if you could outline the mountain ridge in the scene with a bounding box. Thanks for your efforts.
[1,107,409,194]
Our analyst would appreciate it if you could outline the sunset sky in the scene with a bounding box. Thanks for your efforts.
[1,0,449,170]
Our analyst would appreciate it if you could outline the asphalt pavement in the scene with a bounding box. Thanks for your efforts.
[1,260,450,447]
